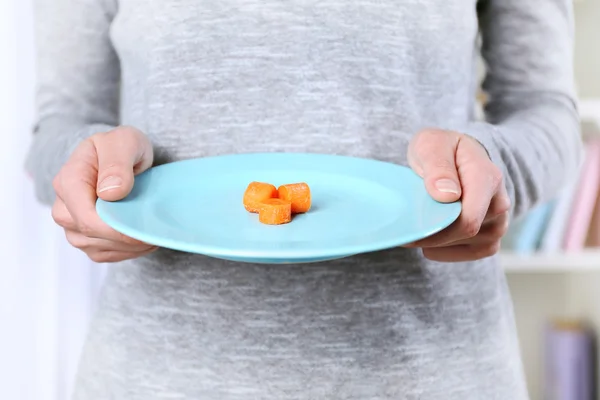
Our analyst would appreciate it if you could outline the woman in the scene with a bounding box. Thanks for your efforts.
[27,0,581,398]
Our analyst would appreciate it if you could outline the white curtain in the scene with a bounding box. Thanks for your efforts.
[0,1,105,399]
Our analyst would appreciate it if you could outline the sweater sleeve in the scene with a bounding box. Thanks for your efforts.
[463,0,583,218]
[25,0,119,205]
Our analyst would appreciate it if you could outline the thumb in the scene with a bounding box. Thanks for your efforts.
[94,126,154,201]
[407,129,462,203]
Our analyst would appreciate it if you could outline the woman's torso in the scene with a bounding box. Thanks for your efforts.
[114,0,480,163]
[73,1,528,399]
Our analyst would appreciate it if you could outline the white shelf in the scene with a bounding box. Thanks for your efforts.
[501,250,600,273]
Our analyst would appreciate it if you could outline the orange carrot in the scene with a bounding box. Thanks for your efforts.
[258,198,292,225]
[278,183,311,213]
[243,182,278,213]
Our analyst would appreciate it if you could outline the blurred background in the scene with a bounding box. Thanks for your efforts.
[2,0,600,399]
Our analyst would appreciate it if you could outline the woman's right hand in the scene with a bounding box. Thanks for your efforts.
[51,126,158,263]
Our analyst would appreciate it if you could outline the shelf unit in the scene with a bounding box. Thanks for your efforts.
[500,99,600,274]
[501,250,600,273]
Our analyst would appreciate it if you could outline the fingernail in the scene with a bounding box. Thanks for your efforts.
[98,176,122,193]
[435,179,460,194]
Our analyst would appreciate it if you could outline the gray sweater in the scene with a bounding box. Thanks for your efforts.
[27,0,581,399]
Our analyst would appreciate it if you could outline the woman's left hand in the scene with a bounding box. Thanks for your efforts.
[404,129,511,262]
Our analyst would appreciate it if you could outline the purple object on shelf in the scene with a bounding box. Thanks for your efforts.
[544,321,596,400]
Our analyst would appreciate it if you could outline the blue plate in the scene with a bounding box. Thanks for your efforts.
[96,153,461,264]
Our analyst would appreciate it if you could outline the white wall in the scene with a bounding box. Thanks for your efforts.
[0,1,39,397]
[0,1,106,399]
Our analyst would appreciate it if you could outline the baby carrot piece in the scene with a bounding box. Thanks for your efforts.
[258,199,292,225]
[278,183,311,213]
[243,182,278,213]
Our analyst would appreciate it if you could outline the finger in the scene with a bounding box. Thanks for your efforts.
[51,197,77,230]
[60,162,150,244]
[422,242,501,262]
[407,129,461,203]
[57,139,103,235]
[57,130,153,245]
[419,204,509,248]
[65,230,158,253]
[95,126,154,201]
[87,247,158,264]
[484,181,511,221]
[405,140,502,248]
[425,211,509,247]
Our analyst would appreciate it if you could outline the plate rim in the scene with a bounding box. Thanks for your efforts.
[96,152,462,261]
